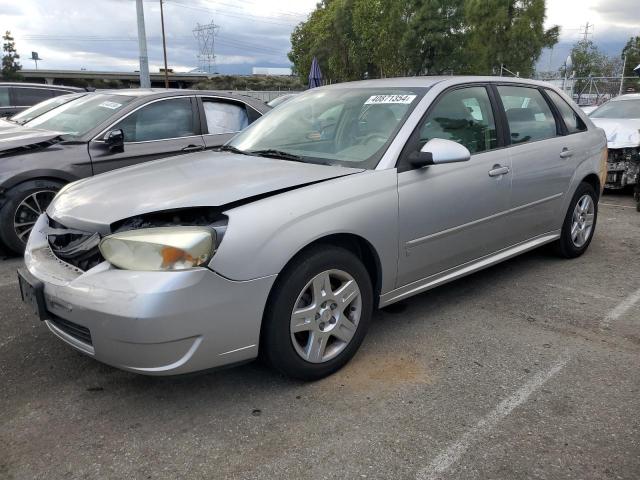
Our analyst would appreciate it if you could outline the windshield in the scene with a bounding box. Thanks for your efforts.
[11,93,86,124]
[228,87,425,169]
[25,93,135,137]
[590,99,640,119]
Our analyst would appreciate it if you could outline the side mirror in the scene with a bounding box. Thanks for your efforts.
[409,138,471,168]
[104,129,124,152]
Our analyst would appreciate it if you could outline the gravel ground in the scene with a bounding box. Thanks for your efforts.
[1,192,639,480]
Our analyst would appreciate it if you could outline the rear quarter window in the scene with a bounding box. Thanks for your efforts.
[546,90,587,134]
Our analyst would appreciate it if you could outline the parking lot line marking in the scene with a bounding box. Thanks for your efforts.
[416,353,570,480]
[545,283,618,301]
[601,286,640,330]
[599,202,635,209]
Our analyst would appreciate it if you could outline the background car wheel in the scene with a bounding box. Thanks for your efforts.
[553,182,598,259]
[261,245,373,381]
[0,179,63,254]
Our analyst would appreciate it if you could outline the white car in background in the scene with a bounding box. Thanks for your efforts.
[589,94,640,209]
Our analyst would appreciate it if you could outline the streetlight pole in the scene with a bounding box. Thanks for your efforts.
[619,54,627,96]
[160,0,170,88]
[135,0,151,88]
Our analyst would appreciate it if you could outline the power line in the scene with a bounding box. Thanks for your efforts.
[165,0,300,27]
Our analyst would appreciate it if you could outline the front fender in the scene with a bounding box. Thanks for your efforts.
[210,169,399,295]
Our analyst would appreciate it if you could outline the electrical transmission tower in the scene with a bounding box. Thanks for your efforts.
[579,22,594,43]
[193,21,220,73]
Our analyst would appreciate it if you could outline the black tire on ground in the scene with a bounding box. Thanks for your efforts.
[261,245,373,381]
[0,179,64,254]
[553,181,598,259]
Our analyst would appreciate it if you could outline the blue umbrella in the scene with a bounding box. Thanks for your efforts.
[308,56,322,89]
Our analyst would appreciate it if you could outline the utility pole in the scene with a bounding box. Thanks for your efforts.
[160,0,169,88]
[619,54,627,96]
[135,0,151,88]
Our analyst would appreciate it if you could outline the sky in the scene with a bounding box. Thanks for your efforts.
[1,0,639,75]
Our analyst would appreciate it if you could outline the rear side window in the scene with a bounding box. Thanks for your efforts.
[12,87,53,106]
[545,90,587,134]
[202,99,249,134]
[0,87,9,106]
[418,86,498,154]
[116,97,196,142]
[497,86,558,145]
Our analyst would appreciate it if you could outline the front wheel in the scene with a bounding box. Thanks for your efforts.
[554,182,598,258]
[261,245,373,380]
[0,180,63,254]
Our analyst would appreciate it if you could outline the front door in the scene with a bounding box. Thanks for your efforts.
[396,85,512,287]
[89,96,204,175]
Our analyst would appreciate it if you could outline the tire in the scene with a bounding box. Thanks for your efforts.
[0,179,63,254]
[261,245,373,381]
[553,182,598,258]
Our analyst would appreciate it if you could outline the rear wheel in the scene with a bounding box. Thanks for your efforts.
[262,245,373,380]
[554,182,598,258]
[0,180,63,254]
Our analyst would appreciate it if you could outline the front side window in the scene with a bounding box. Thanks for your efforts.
[497,86,558,144]
[12,87,53,106]
[418,86,498,154]
[26,93,134,137]
[228,88,425,168]
[0,87,9,106]
[546,90,586,134]
[115,97,196,142]
[202,100,248,135]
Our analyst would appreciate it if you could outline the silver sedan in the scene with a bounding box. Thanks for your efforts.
[19,76,607,380]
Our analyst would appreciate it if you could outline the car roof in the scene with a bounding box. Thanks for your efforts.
[0,82,84,91]
[320,75,558,90]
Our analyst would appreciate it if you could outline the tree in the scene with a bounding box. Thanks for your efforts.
[2,31,22,80]
[402,0,467,75]
[621,36,640,92]
[464,0,558,77]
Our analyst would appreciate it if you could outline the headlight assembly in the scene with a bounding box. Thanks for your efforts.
[99,226,216,271]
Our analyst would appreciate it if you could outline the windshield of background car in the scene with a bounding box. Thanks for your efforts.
[11,93,85,124]
[590,99,640,119]
[25,93,135,137]
[229,88,427,168]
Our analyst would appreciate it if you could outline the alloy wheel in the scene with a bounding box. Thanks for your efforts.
[14,190,57,243]
[290,269,362,363]
[570,194,595,248]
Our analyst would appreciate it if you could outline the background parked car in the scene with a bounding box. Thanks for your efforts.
[0,82,86,117]
[589,93,640,209]
[0,92,88,130]
[0,89,270,253]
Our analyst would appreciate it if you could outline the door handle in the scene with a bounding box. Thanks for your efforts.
[182,144,205,152]
[488,165,510,177]
[559,148,573,158]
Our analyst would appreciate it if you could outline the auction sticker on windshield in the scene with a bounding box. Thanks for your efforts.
[98,101,123,110]
[365,94,416,105]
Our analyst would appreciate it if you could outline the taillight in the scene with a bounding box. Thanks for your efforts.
[599,147,607,193]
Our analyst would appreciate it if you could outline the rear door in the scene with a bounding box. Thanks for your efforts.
[396,85,512,287]
[197,96,257,149]
[89,96,205,175]
[494,85,578,245]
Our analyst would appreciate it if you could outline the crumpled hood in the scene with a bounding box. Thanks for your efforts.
[48,151,363,233]
[590,117,640,149]
[0,126,63,152]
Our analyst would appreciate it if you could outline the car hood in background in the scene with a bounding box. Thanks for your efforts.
[48,151,364,233]
[590,117,640,149]
[0,126,64,153]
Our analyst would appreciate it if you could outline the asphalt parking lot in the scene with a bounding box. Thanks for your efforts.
[1,192,639,480]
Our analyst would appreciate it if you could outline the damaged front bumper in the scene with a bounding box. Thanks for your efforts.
[605,147,640,190]
[22,214,276,375]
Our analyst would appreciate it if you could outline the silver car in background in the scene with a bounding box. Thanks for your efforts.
[19,76,607,380]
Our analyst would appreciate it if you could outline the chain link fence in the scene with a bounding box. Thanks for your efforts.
[535,75,640,106]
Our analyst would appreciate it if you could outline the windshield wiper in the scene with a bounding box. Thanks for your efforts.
[219,145,250,155]
[249,149,306,162]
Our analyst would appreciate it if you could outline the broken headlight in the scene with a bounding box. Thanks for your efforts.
[99,226,216,271]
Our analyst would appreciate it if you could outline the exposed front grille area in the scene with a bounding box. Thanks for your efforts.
[47,217,104,271]
[49,315,93,345]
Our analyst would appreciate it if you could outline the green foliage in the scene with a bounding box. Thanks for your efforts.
[193,75,304,91]
[2,31,22,81]
[622,36,640,92]
[289,0,559,81]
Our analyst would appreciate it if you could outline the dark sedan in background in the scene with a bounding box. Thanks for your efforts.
[0,89,270,253]
[0,82,86,117]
